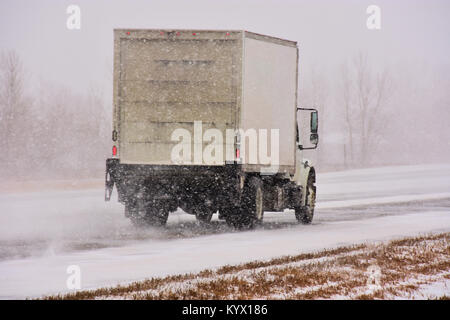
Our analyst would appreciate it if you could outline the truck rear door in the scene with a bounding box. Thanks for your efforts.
[116,31,239,165]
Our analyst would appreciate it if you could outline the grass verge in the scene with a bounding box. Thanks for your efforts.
[43,232,449,300]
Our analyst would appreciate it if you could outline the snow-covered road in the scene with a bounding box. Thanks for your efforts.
[0,164,449,299]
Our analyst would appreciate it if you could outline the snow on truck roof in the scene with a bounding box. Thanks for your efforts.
[113,29,298,47]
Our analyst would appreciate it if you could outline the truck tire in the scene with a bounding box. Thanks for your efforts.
[195,211,213,224]
[220,208,238,227]
[227,177,264,229]
[295,174,316,224]
[126,202,169,227]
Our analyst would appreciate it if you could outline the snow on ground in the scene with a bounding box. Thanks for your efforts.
[44,233,450,300]
[0,164,449,299]
[406,279,449,300]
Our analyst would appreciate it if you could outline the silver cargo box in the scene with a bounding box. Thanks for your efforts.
[113,29,298,174]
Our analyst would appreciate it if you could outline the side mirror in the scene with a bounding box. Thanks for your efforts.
[310,111,318,134]
[297,107,319,150]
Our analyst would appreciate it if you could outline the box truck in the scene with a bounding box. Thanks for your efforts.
[105,29,319,228]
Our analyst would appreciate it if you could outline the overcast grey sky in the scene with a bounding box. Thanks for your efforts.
[0,0,449,95]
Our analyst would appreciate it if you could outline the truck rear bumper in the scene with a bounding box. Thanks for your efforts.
[105,158,241,204]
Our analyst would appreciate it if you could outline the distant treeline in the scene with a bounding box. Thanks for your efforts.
[0,51,110,180]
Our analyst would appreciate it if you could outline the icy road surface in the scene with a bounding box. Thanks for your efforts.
[0,164,449,299]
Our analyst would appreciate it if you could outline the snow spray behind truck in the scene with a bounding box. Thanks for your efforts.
[105,29,319,228]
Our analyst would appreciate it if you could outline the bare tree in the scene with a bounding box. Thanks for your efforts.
[340,53,392,167]
[302,64,328,166]
[0,51,23,149]
[340,62,354,167]
[0,50,30,178]
[0,50,113,180]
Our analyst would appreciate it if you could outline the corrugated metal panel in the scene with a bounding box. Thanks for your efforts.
[115,31,240,165]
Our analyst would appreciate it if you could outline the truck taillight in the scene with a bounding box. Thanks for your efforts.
[112,145,117,156]
[235,131,241,163]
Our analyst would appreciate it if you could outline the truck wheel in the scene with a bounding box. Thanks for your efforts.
[295,174,316,224]
[220,208,238,227]
[126,202,169,227]
[233,177,264,229]
[195,211,213,224]
[143,207,169,226]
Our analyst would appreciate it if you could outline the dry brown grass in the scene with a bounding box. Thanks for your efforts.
[43,232,449,300]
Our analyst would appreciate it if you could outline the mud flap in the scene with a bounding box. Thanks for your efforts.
[281,182,302,209]
[105,159,117,201]
[105,172,114,201]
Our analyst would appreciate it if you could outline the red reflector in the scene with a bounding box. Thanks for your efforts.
[236,148,240,159]
[112,146,117,156]
[192,32,196,36]
[226,32,230,36]
[126,31,130,35]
